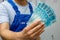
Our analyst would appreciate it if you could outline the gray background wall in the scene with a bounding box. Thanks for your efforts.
[0,0,4,3]
[0,0,60,40]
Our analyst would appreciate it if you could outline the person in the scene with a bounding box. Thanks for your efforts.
[0,0,45,40]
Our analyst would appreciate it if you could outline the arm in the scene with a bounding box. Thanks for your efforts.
[0,22,19,40]
[0,20,44,40]
[0,4,20,40]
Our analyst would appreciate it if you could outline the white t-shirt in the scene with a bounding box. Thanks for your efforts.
[0,0,36,25]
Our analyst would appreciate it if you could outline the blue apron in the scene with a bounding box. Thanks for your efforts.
[8,0,33,32]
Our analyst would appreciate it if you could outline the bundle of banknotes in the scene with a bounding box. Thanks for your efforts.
[27,2,56,27]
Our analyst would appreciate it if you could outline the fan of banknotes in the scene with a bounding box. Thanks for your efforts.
[27,2,56,27]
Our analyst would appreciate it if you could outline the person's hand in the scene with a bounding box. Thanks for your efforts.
[17,20,45,40]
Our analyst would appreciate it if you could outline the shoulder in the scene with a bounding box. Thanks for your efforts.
[0,1,8,13]
[0,1,12,8]
[0,1,14,15]
[0,1,16,15]
[0,1,14,12]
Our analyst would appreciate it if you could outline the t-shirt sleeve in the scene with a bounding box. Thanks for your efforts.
[0,4,9,23]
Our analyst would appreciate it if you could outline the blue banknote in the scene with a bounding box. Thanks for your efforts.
[27,2,56,27]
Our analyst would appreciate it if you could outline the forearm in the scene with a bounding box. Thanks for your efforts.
[0,23,20,40]
[0,29,19,40]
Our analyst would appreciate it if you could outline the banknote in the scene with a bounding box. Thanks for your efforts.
[27,2,56,27]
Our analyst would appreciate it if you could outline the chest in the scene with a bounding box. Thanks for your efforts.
[7,5,31,25]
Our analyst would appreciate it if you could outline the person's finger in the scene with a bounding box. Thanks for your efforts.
[30,26,44,38]
[30,30,44,39]
[27,22,44,35]
[33,30,44,40]
[23,20,41,33]
[36,30,44,36]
